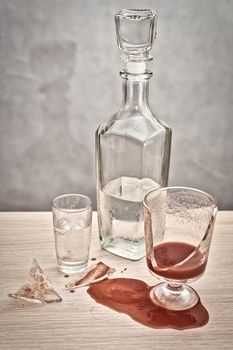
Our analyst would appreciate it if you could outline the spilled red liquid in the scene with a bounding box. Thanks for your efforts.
[148,242,207,280]
[87,278,209,330]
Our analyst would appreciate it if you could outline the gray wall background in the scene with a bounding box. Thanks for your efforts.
[0,0,232,211]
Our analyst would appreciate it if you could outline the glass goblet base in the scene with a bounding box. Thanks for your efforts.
[150,282,199,311]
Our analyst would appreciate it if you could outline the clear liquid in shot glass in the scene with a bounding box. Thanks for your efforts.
[54,218,91,273]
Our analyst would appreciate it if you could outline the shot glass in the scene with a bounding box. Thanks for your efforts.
[52,194,92,274]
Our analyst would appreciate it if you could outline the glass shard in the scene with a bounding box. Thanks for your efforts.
[8,259,62,304]
[65,261,115,289]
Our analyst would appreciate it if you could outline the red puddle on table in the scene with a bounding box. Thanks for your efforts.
[87,278,209,330]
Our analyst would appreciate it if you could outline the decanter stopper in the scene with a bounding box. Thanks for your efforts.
[115,9,157,73]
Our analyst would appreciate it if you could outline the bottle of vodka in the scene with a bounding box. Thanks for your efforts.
[96,9,172,260]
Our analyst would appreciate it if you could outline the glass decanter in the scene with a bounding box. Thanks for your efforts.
[96,9,172,260]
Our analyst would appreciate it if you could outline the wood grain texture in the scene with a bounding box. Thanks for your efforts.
[0,211,233,350]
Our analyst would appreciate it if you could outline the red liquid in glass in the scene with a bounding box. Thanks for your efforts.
[148,242,207,280]
[87,278,209,330]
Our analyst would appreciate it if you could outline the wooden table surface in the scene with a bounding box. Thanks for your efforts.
[0,211,233,350]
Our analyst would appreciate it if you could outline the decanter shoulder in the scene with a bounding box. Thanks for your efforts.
[96,113,118,137]
[96,110,171,143]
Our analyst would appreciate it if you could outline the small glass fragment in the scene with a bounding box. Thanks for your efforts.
[65,261,115,289]
[8,259,62,304]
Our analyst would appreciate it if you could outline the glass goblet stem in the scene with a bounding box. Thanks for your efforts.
[150,282,199,311]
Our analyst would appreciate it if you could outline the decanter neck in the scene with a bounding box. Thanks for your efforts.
[120,73,152,112]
